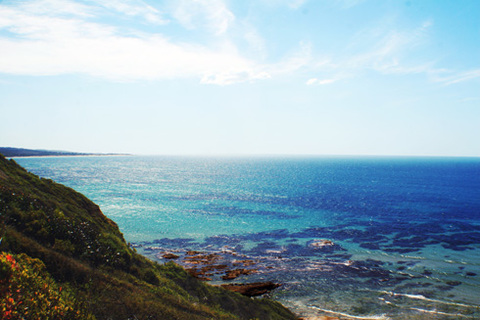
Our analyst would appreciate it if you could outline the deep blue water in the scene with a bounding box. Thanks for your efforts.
[15,156,480,319]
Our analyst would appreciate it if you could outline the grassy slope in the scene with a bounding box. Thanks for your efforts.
[0,154,297,320]
[0,147,93,157]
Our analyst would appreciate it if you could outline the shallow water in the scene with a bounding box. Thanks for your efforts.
[16,155,480,319]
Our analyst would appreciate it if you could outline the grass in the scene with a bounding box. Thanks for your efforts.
[0,154,297,320]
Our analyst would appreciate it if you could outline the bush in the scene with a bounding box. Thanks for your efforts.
[0,252,95,320]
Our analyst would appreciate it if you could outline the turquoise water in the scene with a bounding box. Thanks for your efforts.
[15,156,480,319]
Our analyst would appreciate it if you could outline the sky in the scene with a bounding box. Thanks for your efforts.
[0,0,479,157]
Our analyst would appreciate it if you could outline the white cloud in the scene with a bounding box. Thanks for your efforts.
[93,0,168,25]
[332,0,365,9]
[243,27,268,60]
[286,0,308,9]
[172,0,234,35]
[19,0,94,17]
[306,78,336,85]
[267,41,313,75]
[0,0,271,84]
[0,32,266,82]
[2,1,475,88]
[303,19,440,83]
[201,71,271,85]
[301,18,473,88]
[346,24,429,73]
[340,19,480,86]
[430,69,480,86]
[260,0,308,9]
[459,97,480,103]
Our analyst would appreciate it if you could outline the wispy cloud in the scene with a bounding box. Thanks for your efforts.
[430,69,480,86]
[304,17,479,87]
[17,0,93,17]
[201,70,271,85]
[1,1,478,87]
[459,96,480,103]
[345,19,433,72]
[350,19,480,86]
[93,0,168,25]
[171,0,235,35]
[267,41,313,75]
[288,0,308,9]
[0,0,269,84]
[332,0,365,9]
[0,32,264,83]
[306,78,336,85]
[242,25,268,60]
[260,0,308,10]
[304,19,447,85]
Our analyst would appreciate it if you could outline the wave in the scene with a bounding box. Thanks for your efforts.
[306,305,391,320]
[379,291,477,308]
[410,307,477,318]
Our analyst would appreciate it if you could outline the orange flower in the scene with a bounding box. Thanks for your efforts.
[4,310,12,318]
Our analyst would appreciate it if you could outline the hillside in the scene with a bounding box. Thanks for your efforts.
[0,153,296,320]
[0,147,128,157]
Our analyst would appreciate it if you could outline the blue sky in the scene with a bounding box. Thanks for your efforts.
[0,0,479,156]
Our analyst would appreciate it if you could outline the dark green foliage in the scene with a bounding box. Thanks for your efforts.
[0,153,297,320]
[0,147,86,157]
[0,147,125,157]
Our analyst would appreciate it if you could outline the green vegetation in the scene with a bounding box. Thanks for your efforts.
[0,147,128,157]
[0,252,94,319]
[0,154,296,320]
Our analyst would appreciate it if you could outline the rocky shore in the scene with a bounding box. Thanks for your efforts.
[158,245,345,318]
[138,238,355,304]
[0,153,298,320]
[159,247,283,296]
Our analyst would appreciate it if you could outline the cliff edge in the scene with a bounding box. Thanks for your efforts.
[0,153,296,320]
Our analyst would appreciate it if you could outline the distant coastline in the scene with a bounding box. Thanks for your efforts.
[0,147,130,158]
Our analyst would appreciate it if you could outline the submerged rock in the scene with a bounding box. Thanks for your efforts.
[307,239,345,253]
[162,252,180,259]
[233,259,256,267]
[298,317,340,320]
[222,268,258,280]
[184,253,222,264]
[309,239,335,248]
[221,282,281,297]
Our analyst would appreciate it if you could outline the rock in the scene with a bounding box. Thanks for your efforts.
[221,245,236,253]
[309,239,334,248]
[232,259,256,267]
[184,253,221,264]
[221,268,257,280]
[202,264,229,273]
[308,239,345,253]
[186,268,212,281]
[186,264,230,281]
[221,282,281,297]
[162,253,180,259]
[298,317,340,320]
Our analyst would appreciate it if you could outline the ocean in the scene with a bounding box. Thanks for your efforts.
[15,155,480,319]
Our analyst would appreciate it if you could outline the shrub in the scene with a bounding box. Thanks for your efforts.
[0,252,94,320]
